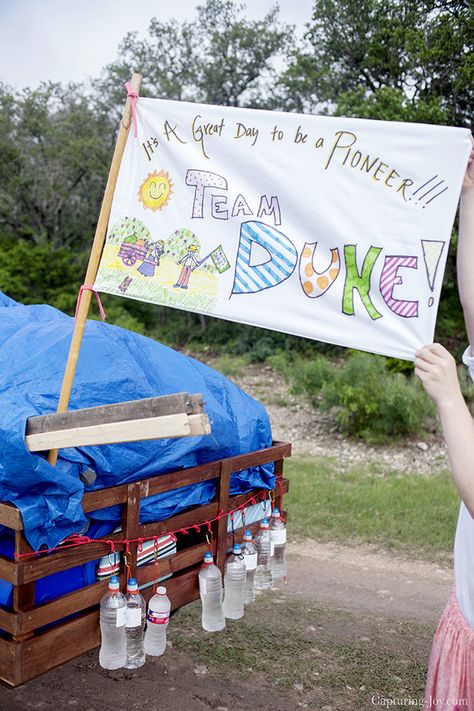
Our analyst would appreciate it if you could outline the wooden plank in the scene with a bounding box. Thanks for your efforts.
[20,478,288,583]
[26,412,211,452]
[0,556,18,585]
[27,392,204,435]
[0,637,17,687]
[13,531,36,642]
[21,535,123,584]
[216,460,232,573]
[80,441,286,513]
[19,608,101,684]
[19,581,107,635]
[0,607,17,635]
[225,441,292,473]
[13,567,202,685]
[0,502,23,530]
[122,483,141,581]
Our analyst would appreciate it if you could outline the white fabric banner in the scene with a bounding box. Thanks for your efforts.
[95,98,471,360]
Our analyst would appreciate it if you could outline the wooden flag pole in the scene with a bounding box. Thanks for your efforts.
[47,72,142,466]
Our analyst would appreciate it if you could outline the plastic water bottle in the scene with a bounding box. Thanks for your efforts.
[144,586,170,656]
[255,518,273,590]
[99,575,127,669]
[198,552,225,632]
[270,508,287,582]
[241,529,258,605]
[223,543,246,619]
[125,578,146,668]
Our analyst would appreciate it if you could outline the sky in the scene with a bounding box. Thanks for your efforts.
[0,0,314,89]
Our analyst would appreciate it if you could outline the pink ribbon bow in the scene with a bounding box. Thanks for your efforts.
[75,284,107,322]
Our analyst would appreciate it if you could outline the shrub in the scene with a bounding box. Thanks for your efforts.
[320,352,435,443]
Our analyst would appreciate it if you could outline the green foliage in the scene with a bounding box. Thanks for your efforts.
[320,352,435,442]
[273,351,435,443]
[285,457,457,563]
[280,0,473,128]
[0,83,114,250]
[98,0,293,110]
[0,237,85,312]
[212,354,249,378]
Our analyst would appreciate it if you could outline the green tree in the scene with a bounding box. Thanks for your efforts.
[281,0,473,126]
[98,0,293,110]
[0,82,114,250]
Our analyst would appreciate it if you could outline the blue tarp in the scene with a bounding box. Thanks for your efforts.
[0,292,274,551]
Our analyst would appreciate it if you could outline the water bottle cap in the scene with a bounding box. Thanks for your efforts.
[260,518,269,528]
[243,529,252,540]
[109,575,120,591]
[203,552,213,563]
[127,578,138,592]
[233,543,241,554]
[273,508,281,517]
[156,586,167,595]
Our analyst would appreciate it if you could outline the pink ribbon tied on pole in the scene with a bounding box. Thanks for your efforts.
[75,284,107,322]
[124,81,139,138]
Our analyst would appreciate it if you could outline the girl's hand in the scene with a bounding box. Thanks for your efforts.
[415,343,462,408]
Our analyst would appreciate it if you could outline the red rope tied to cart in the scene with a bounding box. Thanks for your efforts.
[14,488,280,560]
[75,284,106,323]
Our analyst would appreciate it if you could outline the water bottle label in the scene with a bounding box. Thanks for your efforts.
[115,606,127,628]
[270,529,287,545]
[147,609,169,625]
[126,607,142,628]
[244,553,257,571]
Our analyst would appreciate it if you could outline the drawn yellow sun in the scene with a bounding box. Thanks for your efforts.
[138,170,173,211]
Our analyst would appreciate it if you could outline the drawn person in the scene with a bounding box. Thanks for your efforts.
[173,244,200,289]
[137,240,165,277]
[415,137,474,709]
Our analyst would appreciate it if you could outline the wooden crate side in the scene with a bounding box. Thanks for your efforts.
[0,636,17,686]
[7,566,202,686]
[17,477,288,584]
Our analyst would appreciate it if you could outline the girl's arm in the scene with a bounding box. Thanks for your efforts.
[415,343,474,517]
[457,137,474,348]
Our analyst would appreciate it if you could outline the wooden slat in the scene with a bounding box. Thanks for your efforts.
[27,393,204,435]
[1,441,290,524]
[216,460,232,573]
[0,555,18,585]
[122,483,141,581]
[18,581,107,635]
[0,607,17,635]
[25,412,211,452]
[0,636,17,687]
[9,566,202,685]
[19,478,289,583]
[18,609,101,685]
[0,502,23,530]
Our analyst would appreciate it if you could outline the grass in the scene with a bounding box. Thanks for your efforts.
[284,457,459,564]
[212,354,249,379]
[171,593,432,709]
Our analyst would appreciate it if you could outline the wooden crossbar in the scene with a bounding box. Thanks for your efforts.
[26,392,204,434]
[25,413,211,452]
